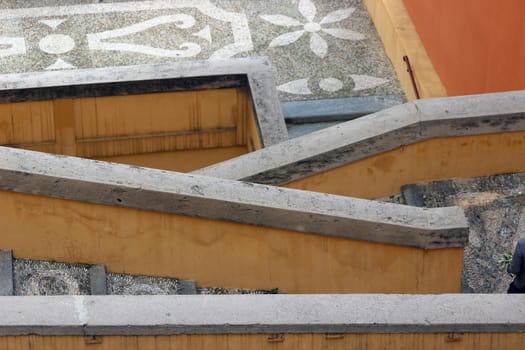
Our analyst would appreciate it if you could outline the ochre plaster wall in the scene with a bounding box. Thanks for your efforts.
[403,0,525,95]
[285,131,525,199]
[0,190,462,294]
[0,88,261,172]
[1,333,523,350]
[97,147,247,173]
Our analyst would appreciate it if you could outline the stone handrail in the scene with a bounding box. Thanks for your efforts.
[195,90,525,184]
[0,146,467,249]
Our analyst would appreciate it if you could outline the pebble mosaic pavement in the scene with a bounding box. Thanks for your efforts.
[0,0,403,101]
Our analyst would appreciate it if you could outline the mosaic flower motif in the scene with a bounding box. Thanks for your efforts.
[260,0,364,58]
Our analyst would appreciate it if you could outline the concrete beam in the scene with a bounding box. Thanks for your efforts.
[0,57,287,147]
[0,146,467,249]
[0,294,524,335]
[195,90,525,184]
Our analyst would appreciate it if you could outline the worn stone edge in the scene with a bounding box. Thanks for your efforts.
[0,295,524,335]
[194,90,525,184]
[0,146,467,249]
[0,57,287,146]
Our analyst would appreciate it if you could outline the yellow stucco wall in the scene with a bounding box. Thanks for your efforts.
[285,131,525,199]
[1,333,523,350]
[0,190,462,294]
[0,88,261,172]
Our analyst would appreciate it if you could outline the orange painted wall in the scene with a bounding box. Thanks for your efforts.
[1,333,525,350]
[0,190,463,294]
[403,0,525,95]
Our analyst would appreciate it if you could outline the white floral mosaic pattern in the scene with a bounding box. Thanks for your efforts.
[261,0,364,58]
[0,0,252,67]
[0,0,401,100]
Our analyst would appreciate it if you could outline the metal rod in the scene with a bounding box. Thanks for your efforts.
[403,55,421,99]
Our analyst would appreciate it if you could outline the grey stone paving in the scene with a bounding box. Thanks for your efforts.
[0,0,402,101]
[401,173,525,293]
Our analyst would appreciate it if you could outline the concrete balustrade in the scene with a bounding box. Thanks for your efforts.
[0,146,467,293]
[195,90,525,198]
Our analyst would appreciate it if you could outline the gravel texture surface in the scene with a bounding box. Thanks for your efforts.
[399,173,525,293]
[11,258,276,295]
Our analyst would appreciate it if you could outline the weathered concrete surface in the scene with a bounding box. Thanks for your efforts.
[195,90,525,184]
[402,173,525,293]
[0,250,14,296]
[0,57,287,147]
[0,294,524,335]
[0,146,468,249]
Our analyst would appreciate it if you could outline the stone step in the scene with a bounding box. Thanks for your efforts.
[0,250,14,296]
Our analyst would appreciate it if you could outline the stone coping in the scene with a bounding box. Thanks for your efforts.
[0,294,524,335]
[0,146,467,249]
[195,90,525,184]
[0,57,287,147]
[282,94,406,123]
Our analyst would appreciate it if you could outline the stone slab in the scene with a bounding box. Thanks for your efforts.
[0,57,287,147]
[0,146,468,249]
[195,90,525,184]
[89,265,107,296]
[282,94,406,123]
[0,294,524,335]
[0,250,14,296]
[178,280,197,295]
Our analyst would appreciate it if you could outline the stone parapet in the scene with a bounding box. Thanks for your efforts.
[0,294,524,335]
[0,146,467,249]
[195,90,525,185]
